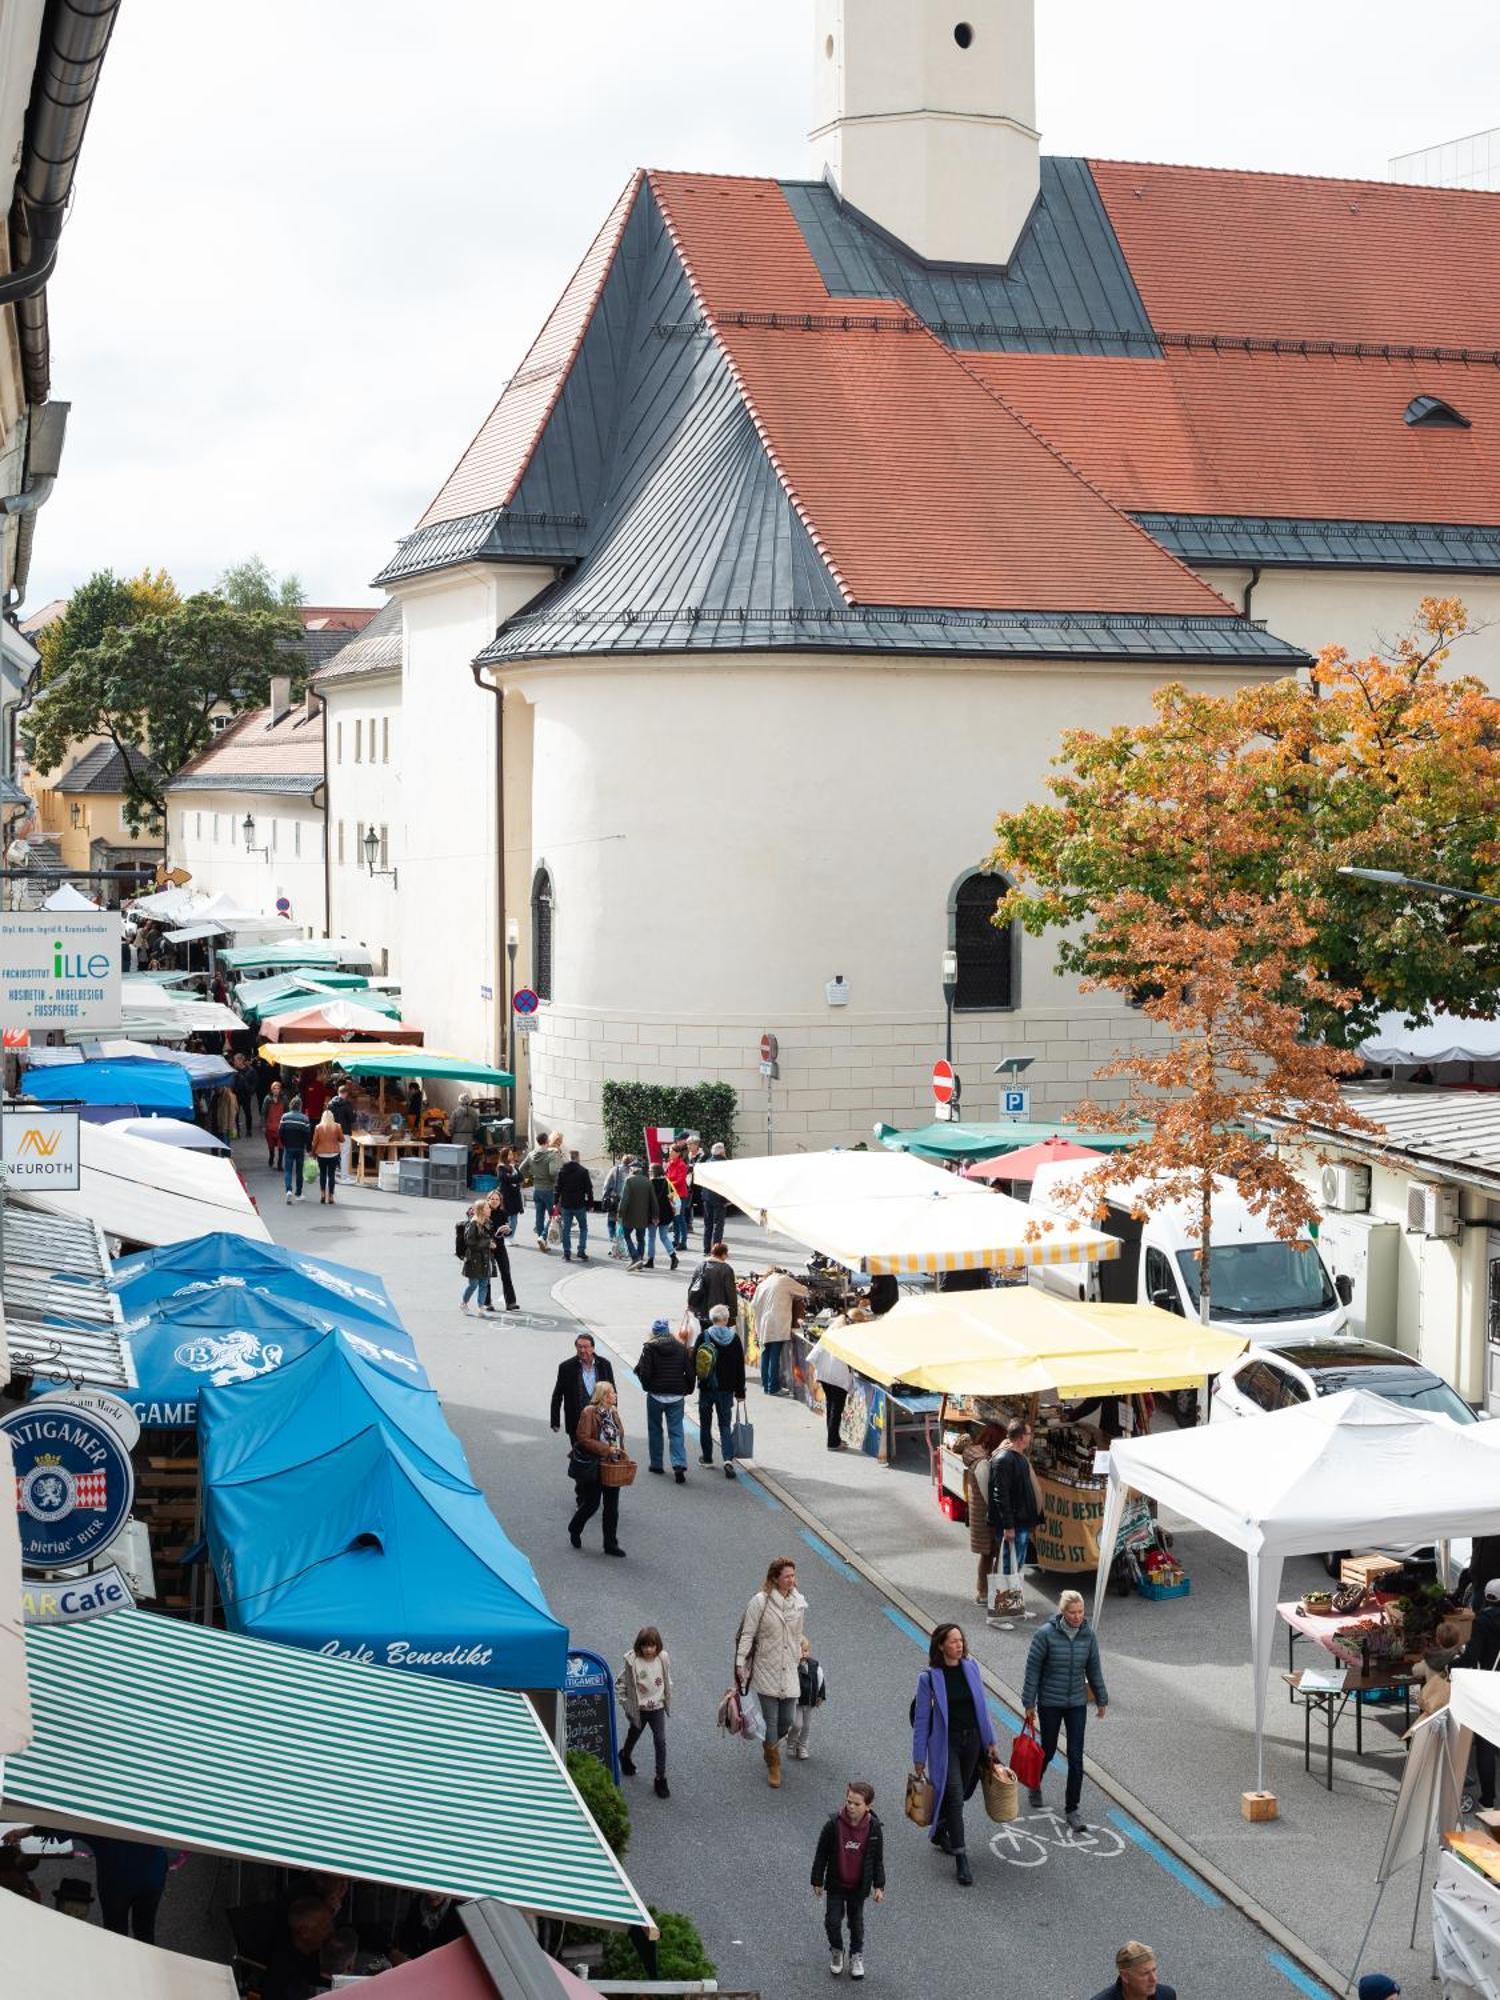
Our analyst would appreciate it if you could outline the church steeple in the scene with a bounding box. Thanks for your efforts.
[810,0,1041,268]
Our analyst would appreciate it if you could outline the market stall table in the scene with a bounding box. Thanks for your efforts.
[1278,1595,1403,1682]
[350,1132,429,1185]
[1282,1665,1415,1791]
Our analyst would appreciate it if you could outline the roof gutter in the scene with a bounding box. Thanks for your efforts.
[1261,1113,1500,1204]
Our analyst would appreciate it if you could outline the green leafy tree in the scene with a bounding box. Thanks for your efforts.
[23,594,304,832]
[216,554,304,613]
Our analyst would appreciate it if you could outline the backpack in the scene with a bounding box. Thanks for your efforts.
[454,1221,467,1263]
[695,1339,718,1390]
[686,1265,708,1314]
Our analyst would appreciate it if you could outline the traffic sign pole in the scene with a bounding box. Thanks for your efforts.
[760,1033,779,1155]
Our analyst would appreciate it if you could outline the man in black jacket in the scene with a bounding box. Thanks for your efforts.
[555,1151,594,1263]
[635,1316,694,1482]
[988,1419,1042,1603]
[810,1781,884,1981]
[692,1302,747,1477]
[686,1242,738,1332]
[549,1335,616,1441]
[1460,1579,1500,1806]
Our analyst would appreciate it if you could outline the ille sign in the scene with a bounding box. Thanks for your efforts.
[0,1404,135,1573]
[0,911,120,1031]
[2,1108,81,1190]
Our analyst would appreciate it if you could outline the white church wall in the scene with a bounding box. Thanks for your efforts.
[170,788,326,933]
[324,672,402,976]
[1218,569,1500,686]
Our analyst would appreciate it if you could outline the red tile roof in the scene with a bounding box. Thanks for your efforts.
[1089,159,1500,349]
[419,173,641,529]
[969,349,1500,526]
[652,172,1234,616]
[171,699,324,785]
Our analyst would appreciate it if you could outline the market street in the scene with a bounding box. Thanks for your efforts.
[251,1148,1359,2000]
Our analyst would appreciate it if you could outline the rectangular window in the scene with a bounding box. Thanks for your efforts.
[294,820,301,858]
[181,811,187,843]
[337,820,345,865]
[212,814,221,845]
[354,719,362,764]
[271,819,279,852]
[356,821,365,867]
[379,823,389,868]
[195,812,202,841]
[336,720,343,764]
[381,716,390,764]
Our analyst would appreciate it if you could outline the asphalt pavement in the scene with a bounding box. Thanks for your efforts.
[255,1161,1358,2000]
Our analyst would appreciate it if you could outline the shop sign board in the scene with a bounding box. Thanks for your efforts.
[564,1647,620,1783]
[34,1385,142,1453]
[0,1404,135,1573]
[1031,1471,1106,1573]
[0,911,121,1031]
[932,1059,958,1107]
[21,1563,135,1626]
[2,1107,81,1190]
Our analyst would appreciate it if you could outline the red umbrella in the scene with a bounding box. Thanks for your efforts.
[962,1136,1107,1181]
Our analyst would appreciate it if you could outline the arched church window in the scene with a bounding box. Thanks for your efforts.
[531,867,553,1002]
[949,870,1017,1011]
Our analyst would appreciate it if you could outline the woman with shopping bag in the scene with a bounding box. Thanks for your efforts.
[910,1623,1001,1886]
[736,1556,807,1789]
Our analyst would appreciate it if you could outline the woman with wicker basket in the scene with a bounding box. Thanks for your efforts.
[569,1382,631,1558]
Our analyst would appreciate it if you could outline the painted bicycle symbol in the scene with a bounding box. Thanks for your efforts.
[988,1810,1126,1868]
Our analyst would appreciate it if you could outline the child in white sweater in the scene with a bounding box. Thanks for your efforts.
[616,1626,673,1798]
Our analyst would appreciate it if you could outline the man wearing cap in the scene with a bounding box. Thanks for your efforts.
[1458,1579,1500,1809]
[634,1317,694,1482]
[1087,1940,1176,2000]
[1356,1977,1400,1999]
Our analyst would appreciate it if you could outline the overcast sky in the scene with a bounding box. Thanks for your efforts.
[28,0,1500,608]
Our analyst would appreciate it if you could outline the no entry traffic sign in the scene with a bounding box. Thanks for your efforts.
[760,1032,778,1062]
[932,1059,958,1107]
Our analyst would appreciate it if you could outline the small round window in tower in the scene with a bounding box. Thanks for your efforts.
[953,21,975,47]
[825,33,835,57]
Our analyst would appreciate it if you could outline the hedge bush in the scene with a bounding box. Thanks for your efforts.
[602,1907,716,1982]
[601,1080,738,1161]
[565,1749,629,1859]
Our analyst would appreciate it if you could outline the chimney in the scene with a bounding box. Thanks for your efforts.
[810,0,1041,268]
[267,675,291,723]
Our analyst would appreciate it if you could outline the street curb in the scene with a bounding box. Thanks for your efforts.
[555,1274,1346,1998]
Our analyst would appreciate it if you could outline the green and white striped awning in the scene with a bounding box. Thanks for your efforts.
[3,1611,649,1933]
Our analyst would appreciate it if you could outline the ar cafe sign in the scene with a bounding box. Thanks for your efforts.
[2,1390,139,1626]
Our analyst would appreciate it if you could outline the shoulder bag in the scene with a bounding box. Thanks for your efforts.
[904,1768,936,1828]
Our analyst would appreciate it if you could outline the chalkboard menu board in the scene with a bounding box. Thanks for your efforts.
[564,1648,619,1782]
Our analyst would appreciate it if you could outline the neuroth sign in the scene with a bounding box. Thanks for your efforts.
[0,912,121,1031]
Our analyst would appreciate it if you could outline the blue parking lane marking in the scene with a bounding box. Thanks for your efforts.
[798,1526,861,1583]
[986,1694,1024,1736]
[883,1606,929,1648]
[1266,1949,1334,1998]
[1106,1809,1225,1909]
[738,1474,781,1511]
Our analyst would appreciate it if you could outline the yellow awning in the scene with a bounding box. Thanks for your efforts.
[259,1042,450,1070]
[816,1289,1248,1396]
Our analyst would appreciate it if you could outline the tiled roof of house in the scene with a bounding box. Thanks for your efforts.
[55,742,158,794]
[313,598,403,685]
[167,697,323,797]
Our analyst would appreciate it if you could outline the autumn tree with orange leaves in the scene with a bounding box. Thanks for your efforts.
[990,599,1499,1319]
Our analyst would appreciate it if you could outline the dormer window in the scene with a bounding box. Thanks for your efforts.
[1404,394,1471,430]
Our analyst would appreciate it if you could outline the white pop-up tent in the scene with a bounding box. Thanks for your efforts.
[1092,1391,1500,1792]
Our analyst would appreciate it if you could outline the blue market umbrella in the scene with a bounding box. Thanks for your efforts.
[112,1232,402,1334]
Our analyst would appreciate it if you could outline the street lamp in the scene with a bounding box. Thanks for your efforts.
[241,812,269,861]
[362,824,398,889]
[941,948,958,1067]
[1337,865,1500,909]
[505,917,520,1118]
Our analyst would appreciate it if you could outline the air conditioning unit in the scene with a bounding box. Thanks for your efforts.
[1406,1180,1460,1240]
[1320,1163,1371,1213]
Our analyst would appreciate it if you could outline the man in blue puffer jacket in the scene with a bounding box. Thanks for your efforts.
[1021,1587,1109,1831]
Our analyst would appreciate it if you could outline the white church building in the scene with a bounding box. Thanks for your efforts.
[370,0,1500,1158]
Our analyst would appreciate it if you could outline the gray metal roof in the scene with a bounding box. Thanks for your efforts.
[1296,1089,1500,1198]
[313,597,403,684]
[166,772,321,797]
[3,1202,131,1389]
[55,742,157,795]
[1135,514,1500,572]
[0,772,28,809]
[780,161,1158,356]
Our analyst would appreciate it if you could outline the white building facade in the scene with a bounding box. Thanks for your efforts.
[317,602,403,976]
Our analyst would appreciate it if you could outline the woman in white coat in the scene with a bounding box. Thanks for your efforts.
[736,1555,808,1788]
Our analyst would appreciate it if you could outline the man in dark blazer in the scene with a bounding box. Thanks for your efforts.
[550,1333,616,1439]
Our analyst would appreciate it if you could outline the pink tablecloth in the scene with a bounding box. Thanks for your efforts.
[1277,1596,1393,1655]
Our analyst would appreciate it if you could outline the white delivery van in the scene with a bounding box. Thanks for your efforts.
[1027,1167,1351,1410]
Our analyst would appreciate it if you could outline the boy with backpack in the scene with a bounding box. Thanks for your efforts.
[811,1780,884,1981]
[692,1302,745,1479]
[787,1634,826,1760]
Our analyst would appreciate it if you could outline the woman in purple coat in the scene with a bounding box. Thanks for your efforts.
[911,1622,999,1886]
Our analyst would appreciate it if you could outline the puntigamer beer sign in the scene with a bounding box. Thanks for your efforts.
[0,910,121,1031]
[1,1404,135,1571]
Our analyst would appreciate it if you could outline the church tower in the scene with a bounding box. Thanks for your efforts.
[810,0,1041,267]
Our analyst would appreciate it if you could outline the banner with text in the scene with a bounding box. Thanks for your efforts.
[0,911,121,1031]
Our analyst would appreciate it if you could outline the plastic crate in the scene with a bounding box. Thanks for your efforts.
[428,1143,468,1168]
[427,1181,469,1200]
[471,1174,498,1194]
[397,1159,430,1190]
[1135,1576,1191,1602]
[376,1162,401,1193]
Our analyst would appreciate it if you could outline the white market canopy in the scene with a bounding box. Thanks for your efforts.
[696,1147,1119,1275]
[18,1122,270,1249]
[1360,1009,1500,1068]
[4,1609,650,1932]
[1093,1391,1500,1791]
[4,1893,236,1998]
[41,882,100,911]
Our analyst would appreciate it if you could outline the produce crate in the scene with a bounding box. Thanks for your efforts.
[1136,1576,1191,1602]
[1341,1554,1403,1589]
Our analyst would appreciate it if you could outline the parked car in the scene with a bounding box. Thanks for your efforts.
[1209,1336,1479,1573]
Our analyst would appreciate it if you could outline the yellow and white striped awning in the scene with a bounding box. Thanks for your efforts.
[697,1148,1118,1276]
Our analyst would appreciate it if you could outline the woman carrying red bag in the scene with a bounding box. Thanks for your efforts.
[910,1623,1000,1886]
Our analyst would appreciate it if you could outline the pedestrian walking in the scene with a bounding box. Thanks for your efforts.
[263,1082,285,1170]
[555,1149,594,1262]
[278,1095,312,1203]
[497,1146,524,1238]
[550,1332,616,1438]
[700,1140,730,1254]
[811,1781,884,1982]
[687,1240,738,1332]
[312,1109,342,1204]
[483,1193,518,1312]
[328,1080,356,1175]
[569,1382,627,1557]
[303,1072,328,1126]
[616,1625,673,1798]
[89,1836,169,1943]
[812,1338,853,1451]
[636,1316,693,1481]
[616,1157,654,1269]
[787,1635,826,1760]
[232,1055,257,1137]
[961,1423,1006,1608]
[693,1302,745,1477]
[911,1622,1001,1885]
[522,1132,564,1250]
[989,1417,1042,1606]
[1088,1940,1178,2000]
[1022,1588,1109,1830]
[459,1205,494,1316]
[646,1161,679,1271]
[751,1265,810,1397]
[666,1144,691,1252]
[601,1156,629,1257]
[736,1556,808,1788]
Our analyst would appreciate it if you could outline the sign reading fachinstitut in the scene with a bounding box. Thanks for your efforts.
[0,911,120,1031]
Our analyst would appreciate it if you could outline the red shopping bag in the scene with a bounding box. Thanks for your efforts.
[1008,1719,1045,1792]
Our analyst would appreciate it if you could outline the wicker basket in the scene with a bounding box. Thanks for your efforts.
[981,1762,1020,1823]
[600,1455,638,1489]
